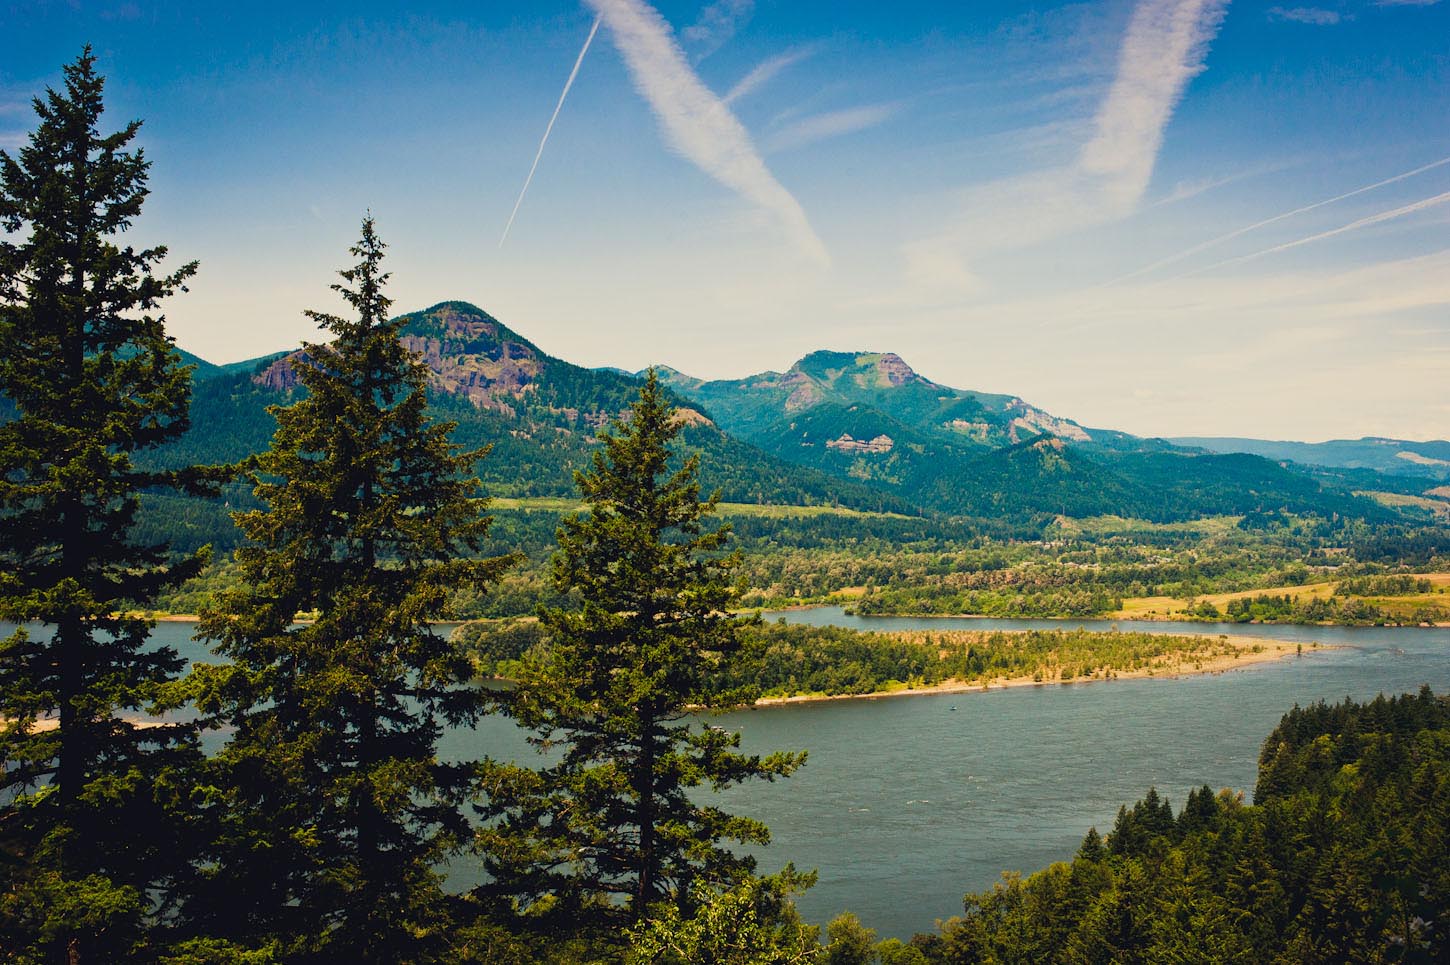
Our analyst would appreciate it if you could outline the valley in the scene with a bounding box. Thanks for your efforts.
[137,300,1450,628]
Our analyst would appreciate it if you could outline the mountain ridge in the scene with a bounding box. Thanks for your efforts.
[1174,436,1450,481]
[144,302,1428,529]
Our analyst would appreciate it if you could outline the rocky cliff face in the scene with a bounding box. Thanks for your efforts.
[826,433,894,453]
[254,353,304,393]
[399,304,544,413]
[253,304,546,414]
[860,352,920,388]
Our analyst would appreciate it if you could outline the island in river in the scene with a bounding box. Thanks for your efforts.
[454,616,1317,705]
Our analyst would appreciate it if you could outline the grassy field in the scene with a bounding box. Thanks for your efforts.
[490,497,916,520]
[1360,491,1450,521]
[1112,573,1450,621]
[1047,514,1242,537]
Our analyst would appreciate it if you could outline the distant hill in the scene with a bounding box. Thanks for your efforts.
[143,302,910,525]
[654,352,1387,523]
[174,346,222,380]
[0,305,1422,541]
[80,304,1420,549]
[655,350,1096,451]
[1174,436,1450,481]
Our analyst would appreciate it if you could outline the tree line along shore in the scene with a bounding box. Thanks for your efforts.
[457,619,1310,704]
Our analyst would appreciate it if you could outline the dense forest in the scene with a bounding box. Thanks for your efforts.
[890,688,1450,964]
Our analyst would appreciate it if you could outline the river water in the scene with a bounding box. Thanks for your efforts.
[8,611,1449,939]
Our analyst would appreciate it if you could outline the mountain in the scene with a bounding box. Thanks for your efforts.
[655,350,1096,451]
[175,346,222,380]
[650,350,1112,496]
[7,306,1421,547]
[142,303,911,538]
[1173,436,1450,481]
[653,351,1392,523]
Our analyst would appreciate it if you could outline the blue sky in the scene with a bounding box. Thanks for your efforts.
[3,0,1449,440]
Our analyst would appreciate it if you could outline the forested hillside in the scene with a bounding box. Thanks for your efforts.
[128,302,914,556]
[112,304,1426,551]
[900,688,1450,964]
[655,351,1408,524]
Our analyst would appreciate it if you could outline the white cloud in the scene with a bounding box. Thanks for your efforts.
[905,0,1230,289]
[723,46,816,104]
[1267,6,1343,24]
[765,103,897,153]
[584,0,829,265]
[1077,0,1229,207]
[681,0,754,59]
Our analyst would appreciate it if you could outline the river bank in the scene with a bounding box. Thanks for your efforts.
[753,633,1308,705]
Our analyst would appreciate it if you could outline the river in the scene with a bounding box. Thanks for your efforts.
[7,611,1449,939]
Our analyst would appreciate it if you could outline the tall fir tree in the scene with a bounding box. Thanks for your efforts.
[188,217,514,963]
[0,48,215,963]
[476,371,805,928]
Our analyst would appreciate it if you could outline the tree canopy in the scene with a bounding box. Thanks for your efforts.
[476,371,805,926]
[0,46,216,964]
[186,217,514,963]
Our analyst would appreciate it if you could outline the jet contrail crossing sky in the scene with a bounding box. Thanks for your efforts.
[1106,154,1450,285]
[498,14,603,248]
[1179,187,1450,277]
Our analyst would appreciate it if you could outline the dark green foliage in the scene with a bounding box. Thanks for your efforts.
[452,619,547,678]
[1220,590,1446,625]
[823,912,875,965]
[908,688,1450,964]
[184,218,513,963]
[0,48,219,963]
[713,623,1259,698]
[624,865,822,965]
[476,372,805,926]
[1335,574,1434,596]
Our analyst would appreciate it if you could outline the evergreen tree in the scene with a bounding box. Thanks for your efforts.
[624,867,821,965]
[477,372,805,925]
[822,912,875,965]
[1077,827,1106,863]
[187,217,513,963]
[0,48,215,963]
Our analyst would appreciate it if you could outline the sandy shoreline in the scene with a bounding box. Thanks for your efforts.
[2,715,168,734]
[754,634,1311,707]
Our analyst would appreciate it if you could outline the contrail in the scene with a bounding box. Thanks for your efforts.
[499,14,602,248]
[1107,154,1450,284]
[584,0,829,265]
[1181,188,1450,277]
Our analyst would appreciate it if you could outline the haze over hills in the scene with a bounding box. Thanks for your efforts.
[133,301,1450,535]
[1174,436,1450,481]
